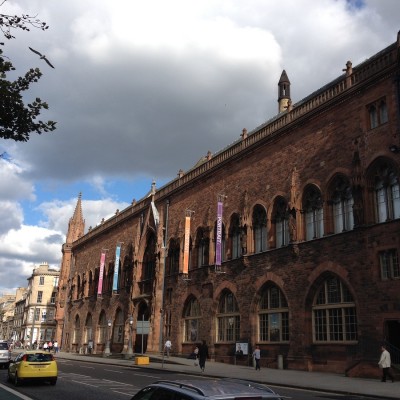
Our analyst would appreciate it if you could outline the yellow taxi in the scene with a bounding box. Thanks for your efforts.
[8,350,58,386]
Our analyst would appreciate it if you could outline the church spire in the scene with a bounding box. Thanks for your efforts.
[278,70,291,113]
[66,192,85,243]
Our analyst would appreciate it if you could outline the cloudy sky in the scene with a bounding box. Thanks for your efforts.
[0,0,398,296]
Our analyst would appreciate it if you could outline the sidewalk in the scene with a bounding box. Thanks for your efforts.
[53,351,399,399]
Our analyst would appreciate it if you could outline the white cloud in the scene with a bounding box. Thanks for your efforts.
[0,0,398,295]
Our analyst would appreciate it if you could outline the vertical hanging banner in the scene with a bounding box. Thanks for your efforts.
[183,214,191,274]
[97,251,106,296]
[216,200,223,266]
[112,243,121,292]
[151,201,160,227]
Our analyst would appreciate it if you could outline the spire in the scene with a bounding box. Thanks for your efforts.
[278,70,291,113]
[66,192,85,243]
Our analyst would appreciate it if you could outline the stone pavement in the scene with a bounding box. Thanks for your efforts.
[55,351,398,399]
[0,351,398,399]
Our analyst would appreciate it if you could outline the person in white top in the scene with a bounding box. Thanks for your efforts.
[253,345,261,370]
[164,339,172,358]
[378,345,394,382]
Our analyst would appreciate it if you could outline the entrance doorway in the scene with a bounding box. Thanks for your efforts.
[385,320,400,349]
[135,302,149,354]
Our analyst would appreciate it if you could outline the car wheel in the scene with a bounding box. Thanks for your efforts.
[50,378,57,386]
[14,372,19,387]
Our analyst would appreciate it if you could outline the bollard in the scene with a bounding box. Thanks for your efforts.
[278,354,283,369]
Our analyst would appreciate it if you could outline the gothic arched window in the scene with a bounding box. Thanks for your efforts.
[329,175,354,233]
[373,164,400,222]
[216,290,240,342]
[272,197,289,248]
[195,228,209,267]
[258,284,289,342]
[312,276,357,342]
[229,214,241,259]
[183,297,201,342]
[167,238,180,275]
[84,313,93,343]
[303,185,324,240]
[253,205,267,253]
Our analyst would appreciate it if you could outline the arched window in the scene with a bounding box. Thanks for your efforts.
[73,315,81,344]
[312,276,357,342]
[272,197,289,248]
[368,98,388,129]
[107,263,113,293]
[94,268,99,298]
[216,290,240,342]
[142,233,156,281]
[113,309,124,343]
[258,284,289,342]
[253,205,267,253]
[379,100,388,124]
[195,228,209,267]
[229,214,241,259]
[84,314,93,343]
[167,238,180,275]
[98,311,107,344]
[369,105,378,129]
[374,164,400,222]
[329,175,354,233]
[303,185,324,240]
[183,297,201,342]
[122,244,134,291]
[88,271,94,297]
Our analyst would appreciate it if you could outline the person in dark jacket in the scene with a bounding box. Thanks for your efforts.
[198,340,209,372]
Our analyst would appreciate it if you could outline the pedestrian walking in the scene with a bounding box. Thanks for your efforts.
[253,345,261,370]
[43,342,48,351]
[378,344,394,382]
[198,340,209,372]
[53,341,59,353]
[164,339,172,358]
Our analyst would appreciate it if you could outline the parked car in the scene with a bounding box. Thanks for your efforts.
[8,350,58,386]
[0,341,11,369]
[131,378,283,400]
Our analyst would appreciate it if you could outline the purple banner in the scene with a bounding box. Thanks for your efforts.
[216,201,223,266]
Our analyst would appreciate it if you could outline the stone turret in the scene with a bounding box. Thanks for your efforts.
[278,70,291,113]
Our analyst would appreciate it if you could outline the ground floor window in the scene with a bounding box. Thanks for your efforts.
[184,297,201,342]
[258,284,289,342]
[313,276,357,342]
[216,290,240,342]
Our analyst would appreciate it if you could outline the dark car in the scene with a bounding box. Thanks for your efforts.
[131,378,283,400]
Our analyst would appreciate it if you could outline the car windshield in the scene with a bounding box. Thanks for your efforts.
[26,353,53,362]
[0,343,8,350]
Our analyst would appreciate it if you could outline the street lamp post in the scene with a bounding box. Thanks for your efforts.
[125,316,134,359]
[103,319,112,357]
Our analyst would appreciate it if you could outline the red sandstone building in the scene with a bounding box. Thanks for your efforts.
[55,32,400,378]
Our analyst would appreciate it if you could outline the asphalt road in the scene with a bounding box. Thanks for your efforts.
[0,359,387,400]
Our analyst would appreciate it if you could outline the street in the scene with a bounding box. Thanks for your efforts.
[0,359,390,400]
